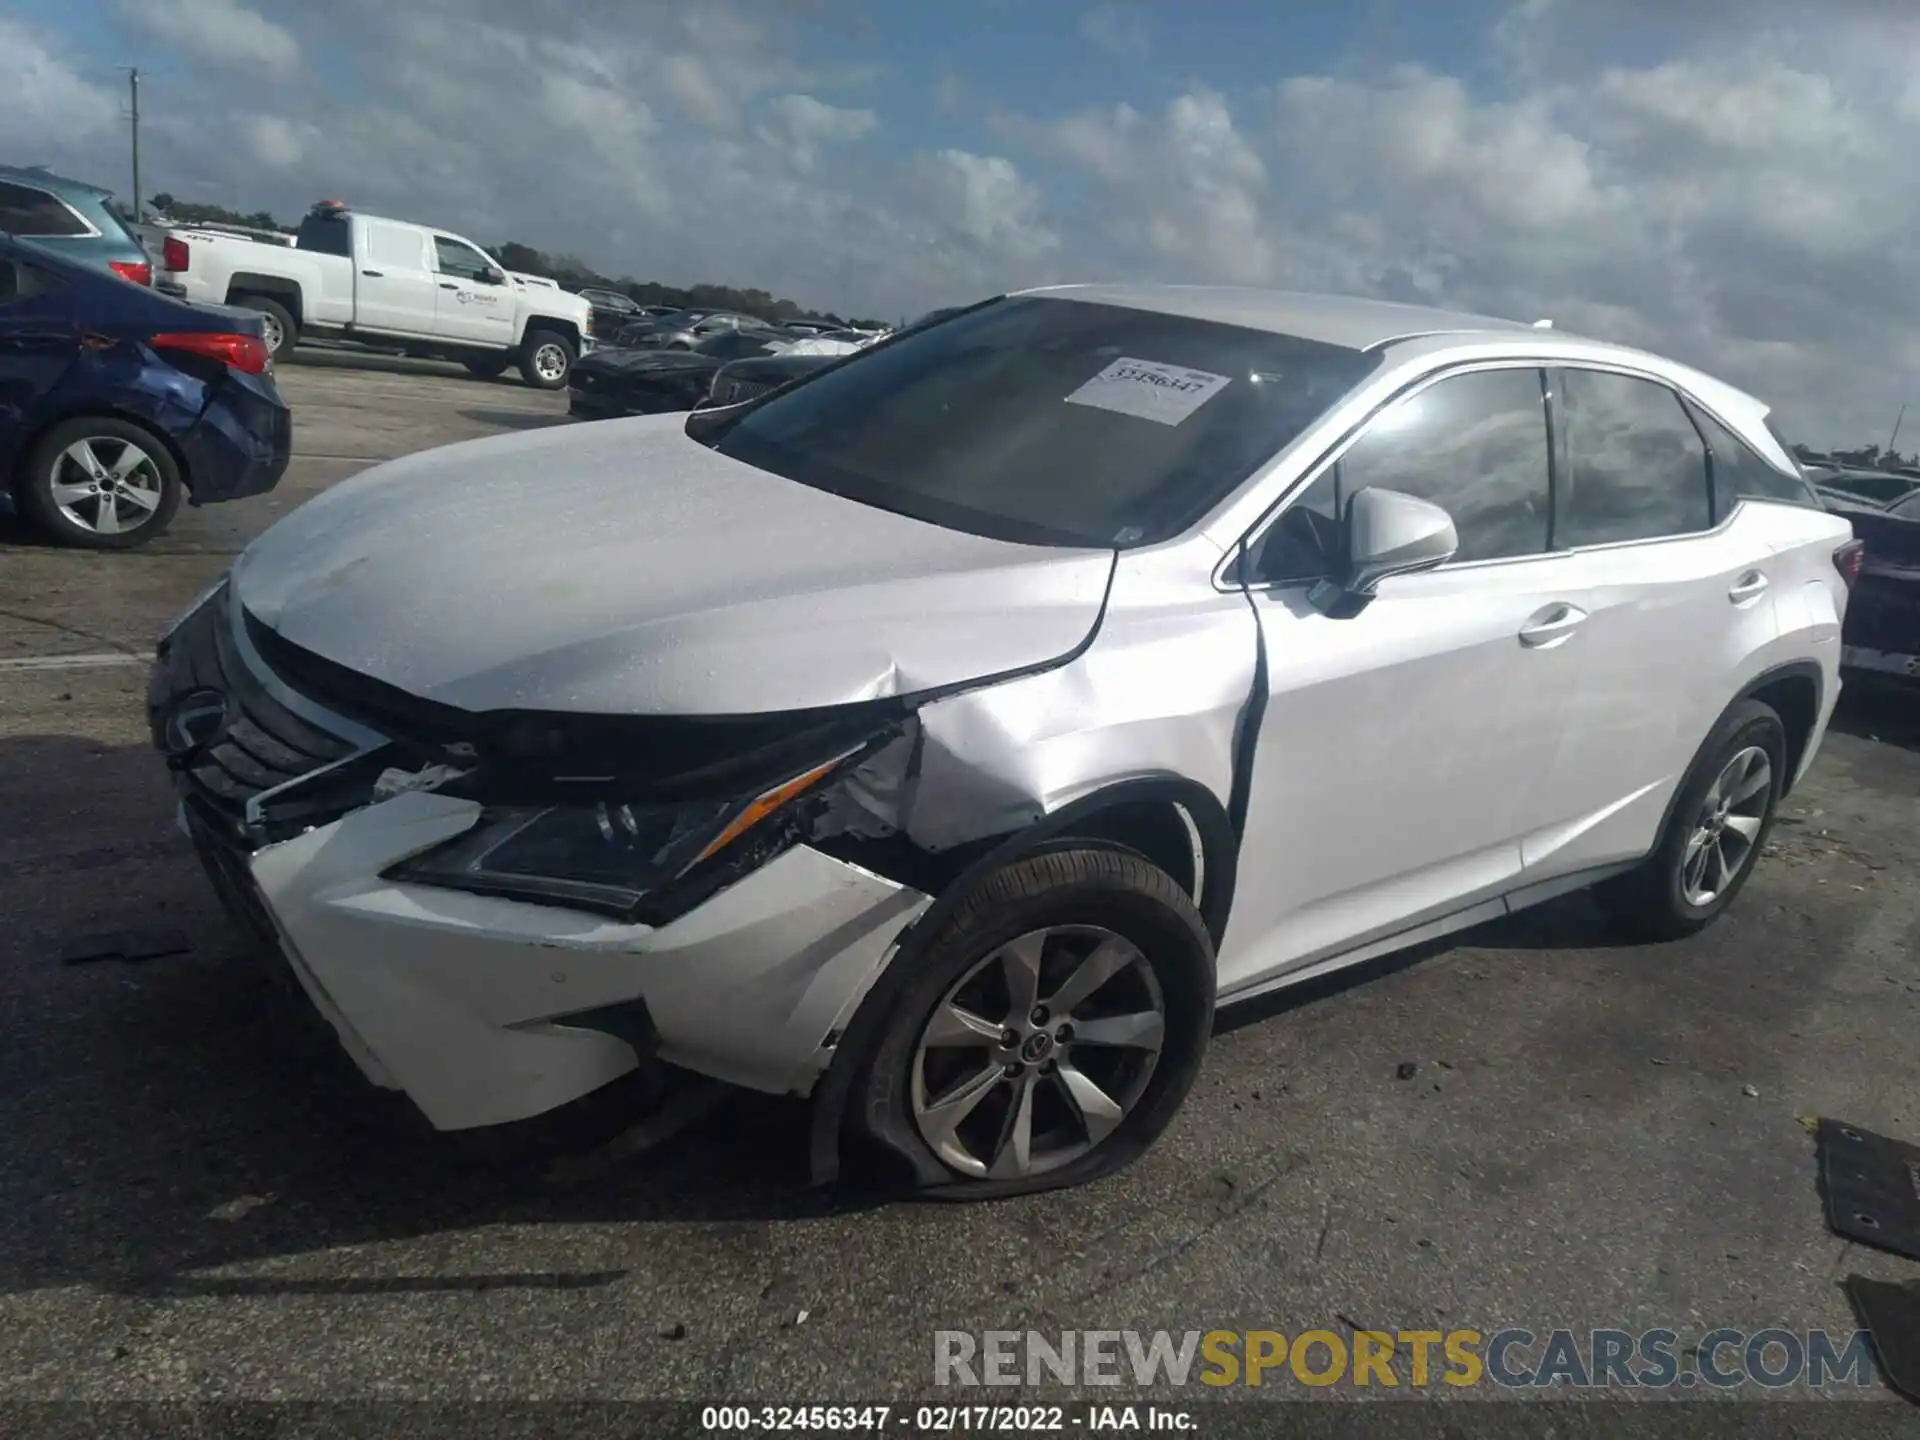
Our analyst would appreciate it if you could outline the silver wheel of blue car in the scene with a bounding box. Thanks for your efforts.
[22,417,183,550]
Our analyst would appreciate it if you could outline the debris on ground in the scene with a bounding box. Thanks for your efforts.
[206,1194,275,1222]
[1396,1061,1418,1080]
[1741,1084,1760,1099]
[1816,1119,1920,1261]
[545,1078,730,1185]
[1844,1276,1919,1404]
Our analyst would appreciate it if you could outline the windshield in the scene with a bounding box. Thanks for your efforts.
[704,295,1381,547]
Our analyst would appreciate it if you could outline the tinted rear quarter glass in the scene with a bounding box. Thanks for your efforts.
[295,213,352,256]
[709,295,1381,547]
[1689,404,1823,513]
[1558,369,1711,545]
[0,181,90,237]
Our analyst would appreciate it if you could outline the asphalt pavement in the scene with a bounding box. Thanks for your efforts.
[2,350,1918,1414]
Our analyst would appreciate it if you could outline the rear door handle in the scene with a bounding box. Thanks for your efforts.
[1518,602,1589,648]
[360,269,384,277]
[1729,571,1769,605]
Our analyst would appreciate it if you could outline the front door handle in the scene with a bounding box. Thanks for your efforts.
[1518,602,1589,648]
[439,282,458,290]
[360,269,384,277]
[1729,571,1770,605]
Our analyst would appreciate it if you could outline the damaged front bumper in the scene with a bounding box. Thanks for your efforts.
[153,584,931,1131]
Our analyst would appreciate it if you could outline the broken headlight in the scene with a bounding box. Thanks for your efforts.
[386,754,848,917]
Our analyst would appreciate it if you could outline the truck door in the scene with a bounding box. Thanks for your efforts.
[430,235,516,347]
[351,220,438,335]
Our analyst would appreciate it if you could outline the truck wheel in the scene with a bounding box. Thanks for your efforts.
[19,417,183,550]
[236,296,297,357]
[463,355,511,380]
[519,330,575,389]
[851,847,1214,1200]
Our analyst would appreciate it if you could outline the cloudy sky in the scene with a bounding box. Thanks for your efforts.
[6,0,1918,445]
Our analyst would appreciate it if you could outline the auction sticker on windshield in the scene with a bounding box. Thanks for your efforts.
[1065,357,1231,426]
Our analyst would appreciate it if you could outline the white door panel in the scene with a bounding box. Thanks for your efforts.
[1219,557,1589,995]
[1523,526,1780,875]
[354,221,438,335]
[431,234,516,346]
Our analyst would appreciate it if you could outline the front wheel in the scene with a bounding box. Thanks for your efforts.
[853,848,1214,1199]
[19,417,183,549]
[518,329,575,389]
[1594,698,1787,941]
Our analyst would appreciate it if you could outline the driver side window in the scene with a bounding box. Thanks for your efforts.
[1249,366,1553,585]
[433,236,494,281]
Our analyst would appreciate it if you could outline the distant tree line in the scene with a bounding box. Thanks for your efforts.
[1792,442,1920,472]
[143,195,888,329]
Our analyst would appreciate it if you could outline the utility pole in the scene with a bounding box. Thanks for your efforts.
[1887,401,1908,458]
[121,67,142,222]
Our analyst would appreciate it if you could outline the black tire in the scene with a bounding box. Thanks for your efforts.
[1594,698,1788,942]
[463,354,511,380]
[19,416,183,550]
[853,847,1214,1200]
[518,329,576,389]
[236,295,297,357]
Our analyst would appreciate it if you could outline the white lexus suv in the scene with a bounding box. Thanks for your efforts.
[148,286,1856,1198]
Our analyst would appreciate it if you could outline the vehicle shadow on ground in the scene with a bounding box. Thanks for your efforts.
[0,734,893,1299]
[1830,679,1920,753]
[459,408,574,431]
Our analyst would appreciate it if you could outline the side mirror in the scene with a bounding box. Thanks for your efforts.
[483,268,506,286]
[1309,487,1457,613]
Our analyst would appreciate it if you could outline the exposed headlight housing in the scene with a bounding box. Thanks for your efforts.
[386,753,850,922]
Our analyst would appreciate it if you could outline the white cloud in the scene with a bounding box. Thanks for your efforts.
[122,0,299,76]
[0,20,121,145]
[242,115,306,169]
[757,93,878,174]
[1080,5,1151,59]
[914,150,1058,260]
[1012,88,1275,285]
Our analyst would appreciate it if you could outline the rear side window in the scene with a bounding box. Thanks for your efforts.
[1557,370,1711,546]
[365,223,424,269]
[295,212,352,256]
[0,181,90,237]
[1688,405,1822,514]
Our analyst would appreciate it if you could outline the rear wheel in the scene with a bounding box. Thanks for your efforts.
[236,295,297,357]
[1594,699,1786,940]
[853,848,1214,1199]
[19,417,182,550]
[518,329,575,389]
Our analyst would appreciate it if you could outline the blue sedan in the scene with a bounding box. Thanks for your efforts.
[0,233,291,549]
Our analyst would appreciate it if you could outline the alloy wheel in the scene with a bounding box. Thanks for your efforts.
[910,925,1166,1181]
[48,438,167,537]
[1680,745,1772,907]
[533,343,569,382]
[258,311,285,353]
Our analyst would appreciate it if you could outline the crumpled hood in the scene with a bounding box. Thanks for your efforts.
[582,348,707,374]
[232,415,1115,716]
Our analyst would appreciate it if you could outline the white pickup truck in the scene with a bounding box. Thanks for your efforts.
[159,201,595,388]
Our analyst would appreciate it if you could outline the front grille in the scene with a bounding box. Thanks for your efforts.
[149,586,365,830]
[1846,573,1920,654]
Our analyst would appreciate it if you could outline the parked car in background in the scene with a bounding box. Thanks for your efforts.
[150,285,1851,1197]
[569,326,790,418]
[1805,464,1920,683]
[0,236,289,549]
[629,311,768,351]
[158,200,595,385]
[576,286,641,336]
[0,165,154,286]
[611,307,713,348]
[702,350,842,407]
